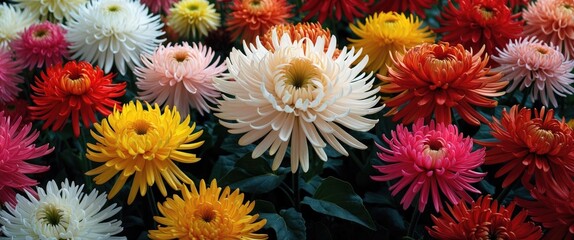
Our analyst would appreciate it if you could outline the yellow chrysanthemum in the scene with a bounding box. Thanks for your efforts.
[86,101,204,204]
[149,179,268,240]
[167,0,220,39]
[348,11,435,76]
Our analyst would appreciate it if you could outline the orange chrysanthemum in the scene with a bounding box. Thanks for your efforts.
[149,179,267,239]
[226,0,293,43]
[29,61,126,137]
[260,22,339,56]
[379,42,507,125]
[476,105,574,192]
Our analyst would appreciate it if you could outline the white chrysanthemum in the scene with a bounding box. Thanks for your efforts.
[214,31,383,173]
[12,0,88,21]
[0,179,125,240]
[0,3,37,50]
[65,0,164,75]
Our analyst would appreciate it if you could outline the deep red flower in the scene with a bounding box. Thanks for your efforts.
[436,0,523,65]
[29,61,126,137]
[379,42,507,126]
[518,183,574,240]
[475,105,574,192]
[0,99,31,125]
[301,0,369,23]
[369,0,437,18]
[428,195,542,240]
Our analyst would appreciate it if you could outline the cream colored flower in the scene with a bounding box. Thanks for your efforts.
[0,3,37,50]
[12,0,88,21]
[214,31,383,172]
[167,0,220,39]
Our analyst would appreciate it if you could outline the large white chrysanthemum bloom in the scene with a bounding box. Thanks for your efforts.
[0,3,37,50]
[0,179,125,239]
[214,31,384,173]
[65,0,164,75]
[12,0,88,21]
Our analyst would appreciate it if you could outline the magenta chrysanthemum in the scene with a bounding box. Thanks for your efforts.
[372,118,486,212]
[0,48,23,103]
[10,21,69,70]
[140,0,177,13]
[493,37,574,107]
[0,111,52,206]
[523,0,574,59]
[136,42,226,117]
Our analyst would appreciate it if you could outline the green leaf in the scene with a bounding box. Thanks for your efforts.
[218,155,289,194]
[301,177,376,230]
[259,208,306,240]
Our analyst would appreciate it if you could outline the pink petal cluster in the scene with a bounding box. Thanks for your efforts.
[0,111,52,206]
[140,0,177,14]
[10,21,69,70]
[523,0,574,59]
[493,37,574,107]
[136,42,226,118]
[372,118,486,212]
[0,49,23,103]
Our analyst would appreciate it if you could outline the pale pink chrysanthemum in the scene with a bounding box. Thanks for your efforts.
[0,48,23,103]
[0,111,52,206]
[523,0,574,59]
[10,21,69,70]
[140,0,177,13]
[136,42,226,118]
[493,37,574,107]
[372,118,486,212]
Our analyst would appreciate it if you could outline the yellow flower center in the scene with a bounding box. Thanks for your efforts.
[249,0,263,9]
[37,203,64,226]
[423,139,446,166]
[61,71,91,95]
[283,58,320,89]
[477,6,495,20]
[187,4,199,11]
[195,203,217,223]
[33,28,50,40]
[132,119,151,135]
[536,47,550,54]
[107,4,121,12]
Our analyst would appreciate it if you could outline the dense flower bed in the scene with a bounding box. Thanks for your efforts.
[1,0,574,239]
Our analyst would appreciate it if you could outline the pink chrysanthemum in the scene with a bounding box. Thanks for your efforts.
[140,0,177,13]
[0,99,31,125]
[0,111,52,206]
[136,42,226,118]
[10,21,69,70]
[372,118,486,212]
[493,37,574,107]
[523,0,574,59]
[0,48,23,103]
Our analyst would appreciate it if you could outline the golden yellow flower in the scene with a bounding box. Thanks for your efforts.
[86,101,204,204]
[167,0,220,39]
[149,179,268,240]
[348,11,435,76]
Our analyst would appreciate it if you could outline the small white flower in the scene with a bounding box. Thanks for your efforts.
[0,179,125,239]
[65,0,164,75]
[12,0,88,21]
[0,3,37,50]
[214,31,383,173]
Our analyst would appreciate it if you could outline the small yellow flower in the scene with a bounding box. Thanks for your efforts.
[348,11,435,76]
[167,0,220,39]
[149,179,268,240]
[86,101,204,204]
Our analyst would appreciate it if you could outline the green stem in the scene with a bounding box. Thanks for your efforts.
[79,128,94,191]
[496,181,516,203]
[406,203,420,238]
[147,187,160,224]
[292,171,301,210]
[279,182,296,207]
[519,87,530,107]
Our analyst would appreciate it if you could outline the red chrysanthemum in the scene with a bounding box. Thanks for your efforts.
[226,0,293,43]
[0,99,31,125]
[300,0,369,23]
[372,118,486,212]
[428,195,542,240]
[29,61,126,137]
[518,183,574,240]
[379,42,507,126]
[475,105,574,192]
[0,111,52,206]
[369,0,437,18]
[437,0,523,65]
